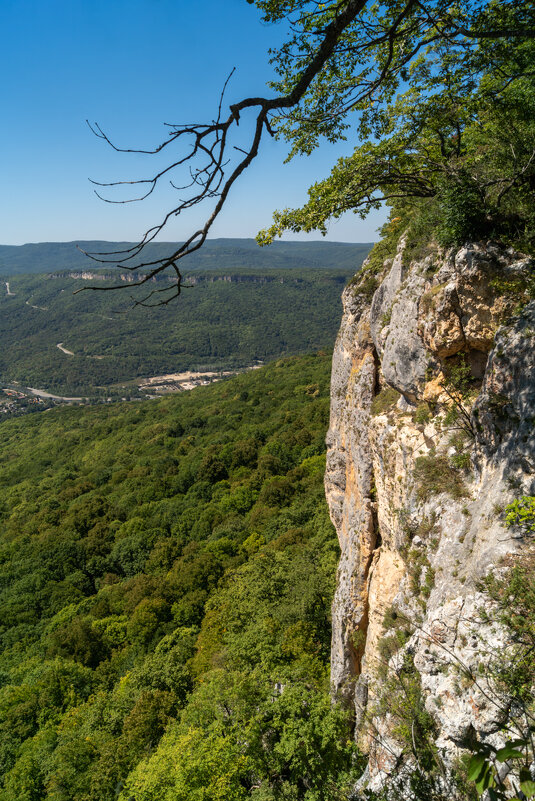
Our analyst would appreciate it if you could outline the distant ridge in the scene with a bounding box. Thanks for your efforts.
[0,238,373,276]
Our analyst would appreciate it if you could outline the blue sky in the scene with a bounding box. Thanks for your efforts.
[1,0,385,245]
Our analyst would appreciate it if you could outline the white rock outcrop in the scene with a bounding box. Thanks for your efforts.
[325,239,535,792]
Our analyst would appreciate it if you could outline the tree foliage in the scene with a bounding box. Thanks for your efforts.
[85,0,535,301]
[258,1,535,250]
[0,354,360,800]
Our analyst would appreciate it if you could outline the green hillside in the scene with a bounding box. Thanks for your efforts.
[0,354,358,800]
[0,239,372,276]
[0,268,355,396]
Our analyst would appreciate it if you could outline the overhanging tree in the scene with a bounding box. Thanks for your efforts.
[83,0,535,304]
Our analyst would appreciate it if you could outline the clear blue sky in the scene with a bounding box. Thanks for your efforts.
[1,0,385,245]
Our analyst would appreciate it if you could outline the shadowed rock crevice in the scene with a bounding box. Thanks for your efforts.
[325,237,535,791]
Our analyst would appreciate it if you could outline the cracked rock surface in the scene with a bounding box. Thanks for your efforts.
[325,239,535,791]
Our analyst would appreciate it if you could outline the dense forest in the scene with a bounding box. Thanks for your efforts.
[2,0,535,798]
[0,354,359,800]
[0,240,372,276]
[0,267,359,395]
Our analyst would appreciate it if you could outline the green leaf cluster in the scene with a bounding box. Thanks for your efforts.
[504,496,535,534]
[467,734,535,800]
[256,2,535,253]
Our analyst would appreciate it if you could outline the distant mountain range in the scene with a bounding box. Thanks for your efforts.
[0,238,373,276]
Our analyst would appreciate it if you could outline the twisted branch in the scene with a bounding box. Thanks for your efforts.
[79,0,535,305]
[79,0,368,306]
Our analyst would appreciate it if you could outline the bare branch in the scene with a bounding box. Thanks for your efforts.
[80,0,535,304]
[80,0,369,302]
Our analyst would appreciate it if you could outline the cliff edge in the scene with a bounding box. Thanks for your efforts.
[325,236,535,793]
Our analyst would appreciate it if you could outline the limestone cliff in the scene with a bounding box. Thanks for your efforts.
[325,238,535,792]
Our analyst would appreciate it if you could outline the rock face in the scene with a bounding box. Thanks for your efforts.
[325,239,535,791]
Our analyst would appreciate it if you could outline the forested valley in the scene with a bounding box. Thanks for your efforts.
[0,236,370,401]
[0,354,358,800]
[2,0,535,798]
[0,266,358,397]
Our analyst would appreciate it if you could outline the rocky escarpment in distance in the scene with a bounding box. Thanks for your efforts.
[48,271,318,285]
[325,237,535,793]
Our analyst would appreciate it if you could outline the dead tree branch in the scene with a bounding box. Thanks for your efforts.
[79,0,535,305]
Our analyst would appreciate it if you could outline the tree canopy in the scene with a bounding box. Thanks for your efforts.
[258,0,535,249]
[0,354,361,800]
[84,0,535,302]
